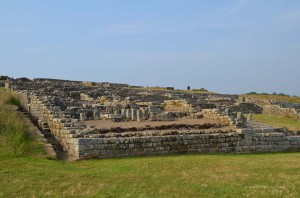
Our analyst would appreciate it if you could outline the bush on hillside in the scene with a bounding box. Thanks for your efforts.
[7,95,20,106]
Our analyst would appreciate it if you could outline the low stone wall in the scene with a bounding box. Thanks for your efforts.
[163,100,192,112]
[201,109,234,126]
[240,97,300,120]
[233,103,263,114]
[14,90,79,159]
[263,105,300,119]
[73,128,300,159]
[10,89,300,160]
[238,97,271,107]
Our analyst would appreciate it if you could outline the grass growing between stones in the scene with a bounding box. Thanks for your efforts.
[1,90,300,197]
[252,114,300,131]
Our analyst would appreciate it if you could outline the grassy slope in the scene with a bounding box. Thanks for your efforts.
[1,90,300,197]
[0,90,33,157]
[252,114,300,131]
[241,94,300,104]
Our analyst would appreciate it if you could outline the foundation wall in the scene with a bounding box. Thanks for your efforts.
[11,88,300,160]
[74,128,300,159]
[263,105,300,119]
[240,97,300,120]
[14,91,79,159]
[202,109,234,126]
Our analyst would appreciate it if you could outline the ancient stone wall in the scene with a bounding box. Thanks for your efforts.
[201,109,234,126]
[163,100,192,112]
[240,97,300,120]
[8,83,300,160]
[263,105,300,119]
[14,90,79,159]
[73,128,300,159]
[238,97,271,107]
[232,103,263,114]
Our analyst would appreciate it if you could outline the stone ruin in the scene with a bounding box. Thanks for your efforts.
[239,96,300,120]
[4,77,300,160]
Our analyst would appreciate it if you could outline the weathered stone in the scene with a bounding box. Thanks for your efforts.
[137,110,144,122]
[80,113,87,121]
[149,112,158,121]
[7,77,300,161]
[131,108,137,121]
[93,109,100,120]
[247,113,253,122]
[126,109,132,120]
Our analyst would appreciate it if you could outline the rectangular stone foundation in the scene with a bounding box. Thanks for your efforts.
[10,85,300,161]
[71,129,300,160]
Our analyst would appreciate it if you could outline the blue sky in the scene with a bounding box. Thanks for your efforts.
[1,0,300,95]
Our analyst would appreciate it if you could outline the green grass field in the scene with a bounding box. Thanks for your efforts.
[1,152,300,197]
[1,90,300,197]
[251,114,300,131]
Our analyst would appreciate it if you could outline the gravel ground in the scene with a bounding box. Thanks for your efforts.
[83,118,221,129]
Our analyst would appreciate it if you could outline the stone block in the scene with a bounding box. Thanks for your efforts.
[137,109,144,122]
[131,109,137,121]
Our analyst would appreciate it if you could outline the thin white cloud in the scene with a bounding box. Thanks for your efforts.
[24,46,63,53]
[279,9,300,24]
[105,22,180,35]
[274,9,300,33]
[201,24,227,29]
[229,0,248,15]
[104,21,228,36]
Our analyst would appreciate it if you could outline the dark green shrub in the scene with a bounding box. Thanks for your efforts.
[7,96,20,106]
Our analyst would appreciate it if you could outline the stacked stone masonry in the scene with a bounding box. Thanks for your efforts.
[241,97,300,120]
[15,91,79,159]
[201,109,234,126]
[6,80,300,160]
[14,90,300,160]
[263,105,300,119]
[74,128,300,159]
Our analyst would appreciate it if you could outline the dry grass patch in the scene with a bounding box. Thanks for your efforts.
[251,114,300,131]
[241,94,300,104]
